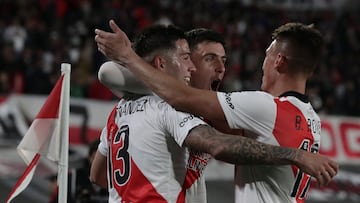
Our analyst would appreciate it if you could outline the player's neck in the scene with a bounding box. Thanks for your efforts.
[270,77,306,97]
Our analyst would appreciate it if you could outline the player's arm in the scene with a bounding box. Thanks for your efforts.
[89,150,108,189]
[98,61,151,97]
[95,20,229,130]
[184,125,338,187]
[126,57,228,130]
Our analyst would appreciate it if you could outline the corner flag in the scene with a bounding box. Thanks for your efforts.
[6,63,71,203]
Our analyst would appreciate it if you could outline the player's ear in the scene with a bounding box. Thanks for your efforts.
[153,56,166,72]
[275,53,288,73]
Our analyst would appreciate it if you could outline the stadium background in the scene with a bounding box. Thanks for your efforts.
[0,0,359,202]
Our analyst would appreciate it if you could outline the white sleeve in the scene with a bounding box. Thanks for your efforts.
[160,103,207,147]
[98,126,109,156]
[98,61,152,96]
[217,91,277,138]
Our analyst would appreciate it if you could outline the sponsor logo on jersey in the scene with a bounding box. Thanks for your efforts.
[179,115,194,127]
[225,93,234,109]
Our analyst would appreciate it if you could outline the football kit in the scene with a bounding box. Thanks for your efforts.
[98,95,209,203]
[217,91,321,203]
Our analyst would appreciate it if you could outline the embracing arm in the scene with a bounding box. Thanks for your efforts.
[98,61,151,97]
[184,125,338,187]
[95,20,228,130]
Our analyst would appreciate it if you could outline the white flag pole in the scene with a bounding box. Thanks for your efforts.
[58,63,71,203]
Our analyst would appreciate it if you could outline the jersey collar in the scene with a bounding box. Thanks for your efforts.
[279,91,309,103]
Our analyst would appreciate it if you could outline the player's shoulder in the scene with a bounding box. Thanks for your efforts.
[141,94,169,105]
[137,95,174,111]
[222,90,273,101]
[115,94,174,114]
[116,94,157,104]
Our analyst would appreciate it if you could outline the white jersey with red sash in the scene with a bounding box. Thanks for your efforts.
[217,91,321,203]
[98,95,208,203]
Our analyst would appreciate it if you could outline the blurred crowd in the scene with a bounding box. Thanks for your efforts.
[0,0,359,116]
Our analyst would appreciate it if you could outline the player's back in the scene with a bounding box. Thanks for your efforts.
[217,91,320,203]
[106,95,207,203]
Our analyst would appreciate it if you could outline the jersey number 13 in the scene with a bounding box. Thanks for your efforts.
[108,124,131,188]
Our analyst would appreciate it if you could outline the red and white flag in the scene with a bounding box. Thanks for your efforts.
[6,64,71,203]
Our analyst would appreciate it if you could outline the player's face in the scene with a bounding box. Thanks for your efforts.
[261,40,278,93]
[190,42,226,90]
[162,39,196,85]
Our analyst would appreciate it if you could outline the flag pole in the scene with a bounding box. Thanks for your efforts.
[58,63,71,203]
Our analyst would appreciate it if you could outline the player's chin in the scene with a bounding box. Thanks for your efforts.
[211,80,221,91]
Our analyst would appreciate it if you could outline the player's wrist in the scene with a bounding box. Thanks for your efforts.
[120,49,142,67]
[291,149,304,166]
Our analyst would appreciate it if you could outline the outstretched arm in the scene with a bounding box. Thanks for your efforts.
[185,125,338,188]
[95,20,229,130]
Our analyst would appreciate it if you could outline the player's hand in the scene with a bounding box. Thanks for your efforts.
[94,19,135,65]
[294,150,338,187]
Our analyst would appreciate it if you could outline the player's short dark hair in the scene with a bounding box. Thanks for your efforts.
[272,22,324,74]
[133,24,186,58]
[185,28,226,51]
